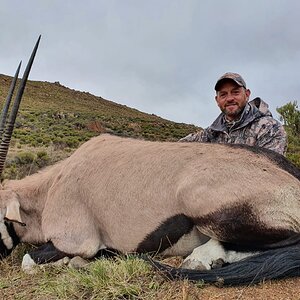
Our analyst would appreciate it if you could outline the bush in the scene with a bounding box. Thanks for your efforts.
[36,150,50,167]
[277,101,300,167]
[15,152,35,165]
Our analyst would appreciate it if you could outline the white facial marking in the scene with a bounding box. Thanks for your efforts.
[0,222,13,250]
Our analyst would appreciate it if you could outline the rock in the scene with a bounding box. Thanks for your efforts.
[68,256,90,269]
[21,254,38,274]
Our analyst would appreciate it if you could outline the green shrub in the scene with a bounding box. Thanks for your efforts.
[36,150,50,167]
[277,101,300,167]
[15,152,35,165]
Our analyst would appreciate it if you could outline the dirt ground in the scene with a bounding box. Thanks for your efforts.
[159,256,300,300]
[193,278,300,300]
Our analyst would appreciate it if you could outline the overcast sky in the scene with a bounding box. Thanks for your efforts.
[1,0,300,127]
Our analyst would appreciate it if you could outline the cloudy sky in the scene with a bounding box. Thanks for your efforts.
[1,0,300,127]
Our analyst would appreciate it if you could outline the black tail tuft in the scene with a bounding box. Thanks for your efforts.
[144,244,300,286]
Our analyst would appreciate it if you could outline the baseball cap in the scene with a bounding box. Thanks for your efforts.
[214,72,247,91]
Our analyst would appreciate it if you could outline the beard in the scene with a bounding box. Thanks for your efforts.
[222,103,246,120]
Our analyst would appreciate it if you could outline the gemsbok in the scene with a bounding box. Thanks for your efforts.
[0,37,299,286]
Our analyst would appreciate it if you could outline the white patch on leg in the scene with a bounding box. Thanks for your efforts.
[182,239,225,270]
[161,227,207,257]
[225,248,258,263]
[182,238,258,270]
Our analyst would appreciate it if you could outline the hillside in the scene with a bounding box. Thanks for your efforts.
[0,74,199,142]
[0,74,199,179]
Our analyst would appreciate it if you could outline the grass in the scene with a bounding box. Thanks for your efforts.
[0,249,205,300]
[36,257,158,299]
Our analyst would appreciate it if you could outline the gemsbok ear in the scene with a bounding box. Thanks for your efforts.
[5,198,26,226]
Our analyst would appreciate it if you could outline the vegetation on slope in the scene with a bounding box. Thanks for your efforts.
[1,74,300,179]
[0,74,199,179]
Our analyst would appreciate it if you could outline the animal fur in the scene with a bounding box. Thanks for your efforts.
[0,134,299,285]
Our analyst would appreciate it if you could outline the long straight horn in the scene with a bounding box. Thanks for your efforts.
[0,61,22,140]
[0,35,41,178]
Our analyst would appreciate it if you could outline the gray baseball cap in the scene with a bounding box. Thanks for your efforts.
[215,72,247,91]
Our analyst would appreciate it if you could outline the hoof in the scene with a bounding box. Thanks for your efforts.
[211,258,225,269]
[181,258,208,270]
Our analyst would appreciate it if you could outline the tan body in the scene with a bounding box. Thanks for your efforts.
[1,134,299,262]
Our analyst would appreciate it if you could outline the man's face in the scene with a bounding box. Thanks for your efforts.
[215,81,250,121]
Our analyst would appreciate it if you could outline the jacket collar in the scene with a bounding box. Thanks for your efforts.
[209,97,272,132]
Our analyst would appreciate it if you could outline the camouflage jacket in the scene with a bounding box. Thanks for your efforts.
[179,98,287,155]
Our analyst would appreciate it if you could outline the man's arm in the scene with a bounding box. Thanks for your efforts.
[255,118,287,155]
[179,129,210,142]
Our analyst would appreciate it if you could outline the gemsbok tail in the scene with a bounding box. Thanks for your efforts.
[145,244,300,286]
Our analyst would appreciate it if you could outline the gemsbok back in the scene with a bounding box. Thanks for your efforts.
[0,37,299,286]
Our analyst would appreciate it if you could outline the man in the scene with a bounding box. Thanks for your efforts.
[180,72,287,155]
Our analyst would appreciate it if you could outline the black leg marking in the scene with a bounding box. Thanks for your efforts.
[221,232,300,252]
[28,242,69,264]
[194,203,297,251]
[137,214,194,253]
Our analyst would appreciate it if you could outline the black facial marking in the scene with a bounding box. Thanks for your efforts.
[28,242,68,264]
[226,144,300,181]
[194,203,298,252]
[0,222,20,259]
[137,214,194,253]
